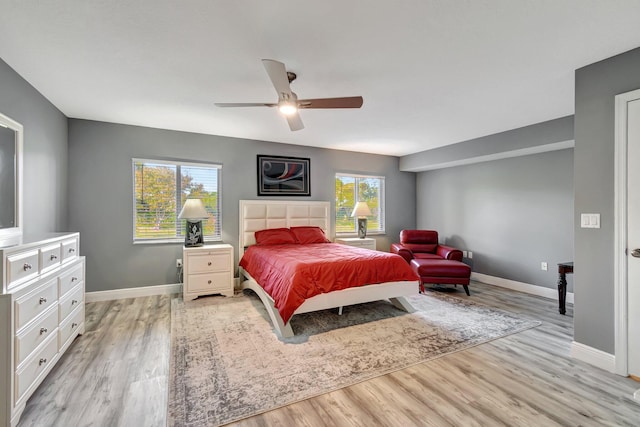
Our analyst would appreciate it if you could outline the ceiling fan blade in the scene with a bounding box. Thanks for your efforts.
[214,102,276,108]
[286,112,304,131]
[297,96,363,109]
[262,59,293,98]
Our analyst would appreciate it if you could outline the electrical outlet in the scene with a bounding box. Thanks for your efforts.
[541,262,548,271]
[462,250,468,258]
[176,259,183,268]
[468,251,473,259]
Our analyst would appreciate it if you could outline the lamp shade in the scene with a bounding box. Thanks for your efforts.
[178,199,209,220]
[350,201,372,218]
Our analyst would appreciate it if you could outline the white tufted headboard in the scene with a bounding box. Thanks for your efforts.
[239,200,331,259]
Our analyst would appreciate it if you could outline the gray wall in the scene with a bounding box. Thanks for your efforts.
[416,149,574,291]
[574,46,640,353]
[0,58,68,234]
[67,119,416,292]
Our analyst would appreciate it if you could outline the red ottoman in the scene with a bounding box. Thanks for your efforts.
[410,258,471,295]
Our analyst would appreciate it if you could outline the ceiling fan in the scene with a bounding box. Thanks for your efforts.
[214,59,363,131]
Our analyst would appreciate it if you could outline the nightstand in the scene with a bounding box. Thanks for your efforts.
[183,243,233,300]
[335,237,376,250]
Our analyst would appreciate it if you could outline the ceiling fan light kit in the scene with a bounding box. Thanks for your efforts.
[215,59,363,131]
[278,102,297,116]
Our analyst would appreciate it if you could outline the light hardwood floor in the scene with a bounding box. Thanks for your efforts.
[17,282,640,426]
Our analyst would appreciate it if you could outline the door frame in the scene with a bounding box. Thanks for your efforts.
[614,88,640,376]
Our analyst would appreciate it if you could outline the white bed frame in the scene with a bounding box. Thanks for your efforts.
[238,200,418,338]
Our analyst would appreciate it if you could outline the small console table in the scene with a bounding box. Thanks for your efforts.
[557,262,573,315]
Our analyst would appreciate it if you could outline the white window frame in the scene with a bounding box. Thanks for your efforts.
[132,158,222,244]
[335,173,386,236]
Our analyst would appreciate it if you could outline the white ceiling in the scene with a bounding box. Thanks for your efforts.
[2,1,640,157]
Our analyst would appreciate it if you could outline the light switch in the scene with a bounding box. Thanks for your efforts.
[581,213,600,229]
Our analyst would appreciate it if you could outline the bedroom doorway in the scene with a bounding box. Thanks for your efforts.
[615,88,640,391]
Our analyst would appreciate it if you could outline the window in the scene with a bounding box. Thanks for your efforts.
[335,173,385,235]
[133,158,222,243]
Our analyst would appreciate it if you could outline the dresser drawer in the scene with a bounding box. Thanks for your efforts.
[187,272,231,292]
[15,306,58,366]
[15,279,58,330]
[15,334,58,403]
[189,252,231,273]
[59,306,84,350]
[61,238,79,263]
[59,285,83,323]
[58,262,83,297]
[40,243,62,273]
[6,249,39,290]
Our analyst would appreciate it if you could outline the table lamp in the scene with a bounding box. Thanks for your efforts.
[178,198,209,247]
[350,201,372,238]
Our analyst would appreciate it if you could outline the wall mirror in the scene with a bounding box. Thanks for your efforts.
[0,112,23,247]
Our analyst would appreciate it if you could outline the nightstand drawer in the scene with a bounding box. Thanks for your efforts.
[187,272,231,293]
[335,238,376,250]
[189,252,231,273]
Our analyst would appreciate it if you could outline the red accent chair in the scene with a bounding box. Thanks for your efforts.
[391,230,471,295]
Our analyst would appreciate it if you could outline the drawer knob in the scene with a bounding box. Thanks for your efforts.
[40,327,48,335]
[72,299,78,305]
[71,277,78,282]
[39,297,47,304]
[69,248,75,253]
[39,358,47,366]
[207,280,212,284]
[23,263,32,271]
[72,322,78,329]
[208,261,212,266]
[50,254,58,260]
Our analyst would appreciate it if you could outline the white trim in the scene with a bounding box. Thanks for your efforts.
[402,140,575,172]
[471,272,574,304]
[614,89,640,376]
[0,112,23,247]
[132,157,222,169]
[570,341,616,373]
[85,283,182,302]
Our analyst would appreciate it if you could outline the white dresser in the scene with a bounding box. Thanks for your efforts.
[0,232,85,427]
[183,243,233,300]
[335,237,377,250]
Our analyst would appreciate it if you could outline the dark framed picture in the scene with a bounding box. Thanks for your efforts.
[257,155,310,196]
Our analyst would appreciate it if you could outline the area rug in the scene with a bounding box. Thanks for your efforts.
[168,291,540,426]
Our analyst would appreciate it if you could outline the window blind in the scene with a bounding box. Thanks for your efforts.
[133,158,222,242]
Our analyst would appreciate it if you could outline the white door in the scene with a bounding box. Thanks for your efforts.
[626,94,640,379]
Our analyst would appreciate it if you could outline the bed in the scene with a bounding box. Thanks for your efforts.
[238,200,420,338]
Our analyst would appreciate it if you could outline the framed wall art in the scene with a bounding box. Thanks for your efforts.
[257,155,310,196]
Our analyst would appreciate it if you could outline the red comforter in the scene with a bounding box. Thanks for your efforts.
[239,243,419,324]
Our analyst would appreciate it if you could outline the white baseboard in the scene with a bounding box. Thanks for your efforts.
[85,278,243,302]
[471,272,574,304]
[570,341,616,373]
[86,283,182,302]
